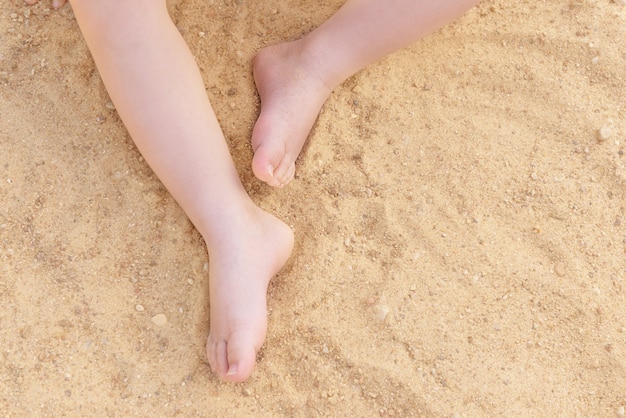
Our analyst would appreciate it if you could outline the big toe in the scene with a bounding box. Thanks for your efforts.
[252,146,295,188]
[251,115,297,188]
[226,340,258,382]
[207,331,259,383]
[251,145,279,186]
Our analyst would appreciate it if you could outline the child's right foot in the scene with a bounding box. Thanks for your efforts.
[251,41,333,188]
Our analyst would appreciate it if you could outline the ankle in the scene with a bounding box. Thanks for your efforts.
[295,35,350,92]
[196,198,260,249]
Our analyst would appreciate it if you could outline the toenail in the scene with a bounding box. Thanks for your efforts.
[226,364,239,377]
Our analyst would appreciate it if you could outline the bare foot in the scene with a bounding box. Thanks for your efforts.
[251,41,333,188]
[204,203,293,382]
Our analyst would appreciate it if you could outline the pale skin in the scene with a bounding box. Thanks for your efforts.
[252,0,480,187]
[27,0,478,381]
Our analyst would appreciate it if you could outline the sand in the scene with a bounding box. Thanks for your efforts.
[1,0,625,416]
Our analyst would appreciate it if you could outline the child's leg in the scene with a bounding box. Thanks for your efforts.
[70,0,293,382]
[251,0,479,187]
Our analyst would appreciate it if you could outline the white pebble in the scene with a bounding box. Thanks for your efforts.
[597,125,612,141]
[135,304,144,312]
[614,0,626,5]
[554,262,566,277]
[151,313,167,327]
[618,406,625,417]
[373,304,390,322]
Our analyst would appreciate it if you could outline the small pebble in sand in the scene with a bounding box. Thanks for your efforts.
[597,125,612,142]
[373,304,390,322]
[554,261,566,277]
[151,313,167,327]
[614,0,626,5]
[351,84,364,94]
[135,304,144,312]
[105,101,116,110]
[0,71,8,81]
[618,406,625,417]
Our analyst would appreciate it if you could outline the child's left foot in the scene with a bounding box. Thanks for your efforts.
[204,203,294,382]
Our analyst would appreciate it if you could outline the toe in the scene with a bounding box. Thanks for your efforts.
[251,147,277,186]
[223,332,258,382]
[207,331,260,382]
[251,113,291,187]
[206,338,216,370]
[215,340,230,377]
[273,159,296,188]
[252,144,294,188]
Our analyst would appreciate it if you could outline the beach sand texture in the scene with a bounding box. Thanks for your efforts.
[1,0,625,416]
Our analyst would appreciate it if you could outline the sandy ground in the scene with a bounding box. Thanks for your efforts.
[1,0,626,416]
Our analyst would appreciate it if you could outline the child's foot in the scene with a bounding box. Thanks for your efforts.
[204,203,294,382]
[251,41,333,188]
